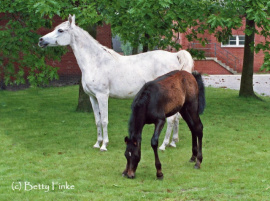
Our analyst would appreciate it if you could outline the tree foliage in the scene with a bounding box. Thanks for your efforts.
[0,0,102,86]
[0,1,63,86]
[101,0,211,50]
[1,0,270,95]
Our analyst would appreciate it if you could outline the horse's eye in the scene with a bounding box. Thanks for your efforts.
[58,29,64,33]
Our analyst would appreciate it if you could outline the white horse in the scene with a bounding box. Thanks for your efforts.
[38,15,194,151]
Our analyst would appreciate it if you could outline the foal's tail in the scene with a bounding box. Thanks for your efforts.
[176,50,194,73]
[192,71,206,114]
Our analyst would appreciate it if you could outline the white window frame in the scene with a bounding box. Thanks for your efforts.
[221,35,245,47]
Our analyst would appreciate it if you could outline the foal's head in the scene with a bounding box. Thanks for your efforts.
[38,15,75,48]
[124,136,141,178]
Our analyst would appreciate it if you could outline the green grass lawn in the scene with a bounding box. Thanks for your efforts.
[0,86,270,200]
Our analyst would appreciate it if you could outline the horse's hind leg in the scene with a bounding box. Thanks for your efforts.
[151,119,165,179]
[180,105,203,169]
[169,113,181,147]
[159,116,174,151]
[159,113,181,151]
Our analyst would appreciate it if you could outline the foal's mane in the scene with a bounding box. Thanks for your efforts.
[131,83,152,110]
[128,83,152,140]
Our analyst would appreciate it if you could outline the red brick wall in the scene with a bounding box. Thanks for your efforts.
[96,23,112,48]
[194,60,232,75]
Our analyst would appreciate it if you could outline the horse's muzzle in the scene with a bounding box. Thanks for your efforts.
[38,38,48,48]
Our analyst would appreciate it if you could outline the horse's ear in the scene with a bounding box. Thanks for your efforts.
[124,136,129,144]
[68,14,75,27]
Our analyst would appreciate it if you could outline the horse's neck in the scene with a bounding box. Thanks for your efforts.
[69,26,116,72]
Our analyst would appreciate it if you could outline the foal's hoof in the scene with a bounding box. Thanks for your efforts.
[157,173,164,180]
[194,164,201,169]
[189,156,196,163]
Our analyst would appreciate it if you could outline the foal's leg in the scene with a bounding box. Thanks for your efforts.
[96,93,109,151]
[180,106,203,169]
[90,96,103,149]
[151,119,165,179]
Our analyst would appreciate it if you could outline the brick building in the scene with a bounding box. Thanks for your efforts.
[178,19,266,74]
[105,21,267,75]
[1,14,268,88]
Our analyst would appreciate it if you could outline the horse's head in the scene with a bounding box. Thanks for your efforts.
[38,14,75,48]
[123,136,141,179]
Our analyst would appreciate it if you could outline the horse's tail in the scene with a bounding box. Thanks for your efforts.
[176,50,194,73]
[192,71,205,115]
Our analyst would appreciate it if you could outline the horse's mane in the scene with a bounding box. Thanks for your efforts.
[72,24,120,59]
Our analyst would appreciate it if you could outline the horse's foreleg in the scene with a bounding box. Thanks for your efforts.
[96,93,109,151]
[169,113,181,147]
[151,119,165,179]
[90,96,103,149]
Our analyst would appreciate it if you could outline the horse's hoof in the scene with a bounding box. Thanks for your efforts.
[100,146,107,151]
[93,142,100,149]
[169,141,177,148]
[159,145,166,151]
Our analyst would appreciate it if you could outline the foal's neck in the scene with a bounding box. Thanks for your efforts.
[129,107,146,142]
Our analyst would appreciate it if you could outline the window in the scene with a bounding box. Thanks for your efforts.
[221,35,245,47]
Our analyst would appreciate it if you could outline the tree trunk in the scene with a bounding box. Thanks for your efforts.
[142,33,150,52]
[76,80,92,112]
[132,46,138,54]
[239,18,257,98]
[75,25,97,112]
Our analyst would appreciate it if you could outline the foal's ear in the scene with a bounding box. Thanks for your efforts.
[124,136,129,144]
[132,136,137,146]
